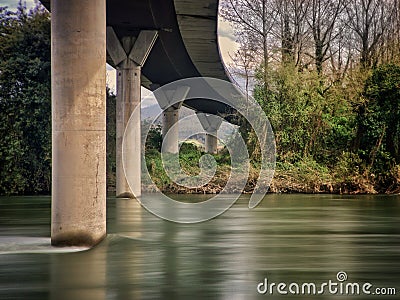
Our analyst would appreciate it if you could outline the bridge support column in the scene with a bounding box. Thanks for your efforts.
[197,113,222,154]
[162,106,180,154]
[115,61,141,198]
[154,86,190,154]
[51,0,106,246]
[106,28,158,198]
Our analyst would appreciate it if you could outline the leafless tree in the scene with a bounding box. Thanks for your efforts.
[220,0,278,87]
[220,0,400,83]
[345,0,394,68]
[306,0,346,74]
[378,0,400,64]
[328,22,354,81]
[229,40,258,101]
[272,0,310,67]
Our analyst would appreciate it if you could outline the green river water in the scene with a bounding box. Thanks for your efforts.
[0,194,399,299]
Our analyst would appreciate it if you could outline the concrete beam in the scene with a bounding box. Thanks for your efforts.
[155,86,190,110]
[129,30,158,66]
[51,0,106,247]
[197,113,222,154]
[197,113,222,133]
[106,26,127,66]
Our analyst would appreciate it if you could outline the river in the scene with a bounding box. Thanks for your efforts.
[0,194,399,299]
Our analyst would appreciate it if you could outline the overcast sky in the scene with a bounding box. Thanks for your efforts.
[0,0,36,10]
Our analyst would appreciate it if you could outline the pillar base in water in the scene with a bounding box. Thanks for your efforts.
[51,231,106,247]
[116,192,135,199]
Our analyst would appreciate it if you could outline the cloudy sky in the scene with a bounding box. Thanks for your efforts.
[0,0,35,10]
[1,0,239,94]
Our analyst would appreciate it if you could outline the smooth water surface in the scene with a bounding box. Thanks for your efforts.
[0,194,399,299]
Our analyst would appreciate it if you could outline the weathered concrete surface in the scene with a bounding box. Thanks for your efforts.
[154,86,190,154]
[162,107,180,154]
[116,63,141,198]
[174,0,228,80]
[51,0,106,247]
[108,31,157,198]
[197,113,222,154]
[205,133,219,154]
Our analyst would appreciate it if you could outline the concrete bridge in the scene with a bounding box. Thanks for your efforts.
[41,0,233,247]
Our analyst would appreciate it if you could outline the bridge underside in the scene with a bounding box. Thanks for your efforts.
[41,0,231,115]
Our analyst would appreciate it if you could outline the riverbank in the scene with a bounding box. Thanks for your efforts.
[128,145,400,195]
[137,167,400,195]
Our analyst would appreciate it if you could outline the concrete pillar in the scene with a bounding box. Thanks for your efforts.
[197,113,223,154]
[115,69,126,197]
[106,28,157,198]
[205,132,218,154]
[51,0,106,246]
[115,55,141,198]
[154,86,190,154]
[162,107,180,154]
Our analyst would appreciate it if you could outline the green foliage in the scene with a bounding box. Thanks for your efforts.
[332,152,363,181]
[144,142,232,191]
[278,156,332,186]
[254,65,354,164]
[0,4,51,194]
[144,142,203,188]
[145,149,171,188]
[349,64,400,187]
[177,142,202,175]
[214,147,231,165]
[361,65,400,163]
[251,62,400,192]
[145,124,162,152]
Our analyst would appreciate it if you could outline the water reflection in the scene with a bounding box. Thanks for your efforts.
[0,194,399,299]
[50,246,107,300]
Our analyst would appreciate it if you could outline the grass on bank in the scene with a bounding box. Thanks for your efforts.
[144,142,400,195]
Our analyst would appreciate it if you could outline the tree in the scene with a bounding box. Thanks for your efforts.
[228,38,258,103]
[0,3,51,194]
[346,0,394,68]
[220,0,277,88]
[307,0,345,74]
[377,0,400,65]
[361,64,400,166]
[274,0,310,67]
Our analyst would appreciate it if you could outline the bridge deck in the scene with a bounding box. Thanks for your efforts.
[40,0,232,115]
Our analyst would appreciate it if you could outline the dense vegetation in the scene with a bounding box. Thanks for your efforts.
[250,64,400,193]
[144,134,233,194]
[0,2,399,195]
[0,4,117,195]
[0,5,51,194]
[220,0,400,193]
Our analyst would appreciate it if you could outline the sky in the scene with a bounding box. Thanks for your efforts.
[1,0,239,95]
[0,0,35,10]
